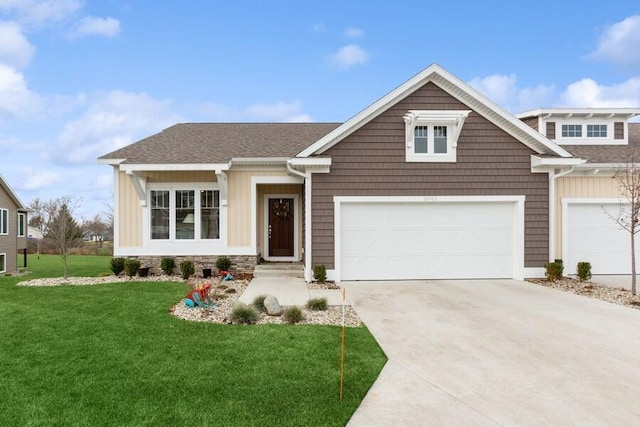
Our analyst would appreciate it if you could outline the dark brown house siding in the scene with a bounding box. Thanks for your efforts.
[311,82,549,270]
[614,122,624,140]
[521,116,538,131]
[546,122,556,139]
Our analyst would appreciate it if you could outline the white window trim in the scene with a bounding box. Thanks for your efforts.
[0,209,7,235]
[142,182,224,254]
[403,110,470,162]
[554,120,625,145]
[0,253,5,274]
[17,213,25,237]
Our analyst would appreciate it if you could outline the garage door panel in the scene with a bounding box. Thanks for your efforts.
[340,201,516,280]
[566,203,637,275]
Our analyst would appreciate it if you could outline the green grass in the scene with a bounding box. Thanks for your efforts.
[0,255,386,426]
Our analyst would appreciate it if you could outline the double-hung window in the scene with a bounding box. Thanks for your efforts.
[17,213,25,237]
[403,110,470,162]
[150,187,219,240]
[0,209,7,235]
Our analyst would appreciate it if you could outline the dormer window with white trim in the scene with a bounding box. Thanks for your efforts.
[403,110,470,162]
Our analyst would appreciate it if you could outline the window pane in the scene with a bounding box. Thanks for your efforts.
[434,126,447,153]
[414,126,428,153]
[562,124,582,137]
[200,190,220,239]
[18,214,25,237]
[587,124,607,137]
[151,190,170,239]
[0,254,5,273]
[175,190,195,239]
[0,209,7,234]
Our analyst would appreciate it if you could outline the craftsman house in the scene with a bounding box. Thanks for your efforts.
[0,174,28,274]
[99,64,639,281]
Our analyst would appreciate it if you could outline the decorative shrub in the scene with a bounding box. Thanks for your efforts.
[544,260,564,282]
[160,257,175,275]
[138,267,149,278]
[230,304,258,324]
[283,306,304,324]
[110,257,125,275]
[180,260,195,280]
[577,262,592,282]
[306,297,328,311]
[313,264,327,284]
[215,256,232,272]
[124,259,141,278]
[252,295,268,313]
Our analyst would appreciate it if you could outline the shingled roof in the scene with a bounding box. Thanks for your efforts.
[99,123,341,164]
[564,123,640,163]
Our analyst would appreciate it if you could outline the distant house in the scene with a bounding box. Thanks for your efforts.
[0,174,28,274]
[98,64,640,281]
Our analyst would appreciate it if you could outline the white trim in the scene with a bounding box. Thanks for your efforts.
[332,195,526,282]
[403,110,470,163]
[0,252,5,274]
[304,174,313,282]
[17,212,25,237]
[120,163,230,173]
[250,175,304,257]
[524,267,546,278]
[561,197,627,265]
[263,194,300,262]
[298,64,572,158]
[0,208,8,235]
[113,168,120,251]
[0,173,26,209]
[288,157,332,167]
[517,108,640,119]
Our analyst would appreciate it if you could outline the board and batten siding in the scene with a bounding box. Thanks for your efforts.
[555,176,623,257]
[311,81,550,270]
[117,171,143,247]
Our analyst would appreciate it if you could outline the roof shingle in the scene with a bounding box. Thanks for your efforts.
[564,123,640,163]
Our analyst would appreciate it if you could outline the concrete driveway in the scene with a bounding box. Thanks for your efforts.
[343,280,640,426]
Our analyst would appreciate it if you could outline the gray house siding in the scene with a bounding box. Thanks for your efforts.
[0,188,18,273]
[311,82,549,270]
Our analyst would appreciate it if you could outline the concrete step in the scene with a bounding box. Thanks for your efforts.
[253,263,304,278]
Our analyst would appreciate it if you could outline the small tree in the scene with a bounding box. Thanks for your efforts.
[43,196,83,279]
[609,155,640,295]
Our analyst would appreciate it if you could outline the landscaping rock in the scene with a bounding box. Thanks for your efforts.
[263,295,283,316]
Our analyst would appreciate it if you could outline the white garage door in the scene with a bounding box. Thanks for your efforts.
[339,201,518,280]
[565,202,636,275]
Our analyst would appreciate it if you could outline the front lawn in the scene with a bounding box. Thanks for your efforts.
[0,257,386,426]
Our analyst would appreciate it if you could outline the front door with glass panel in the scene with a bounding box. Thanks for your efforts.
[268,198,294,257]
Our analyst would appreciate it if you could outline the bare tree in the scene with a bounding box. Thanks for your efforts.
[28,198,47,254]
[610,155,640,295]
[43,196,83,279]
[84,214,107,247]
[102,200,114,240]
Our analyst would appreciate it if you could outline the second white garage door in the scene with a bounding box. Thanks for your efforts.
[338,198,522,281]
[564,201,636,275]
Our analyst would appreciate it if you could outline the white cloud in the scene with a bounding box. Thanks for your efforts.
[560,77,640,107]
[0,64,41,118]
[0,0,82,27]
[330,44,368,69]
[588,15,640,68]
[70,16,121,38]
[0,21,35,69]
[21,169,63,191]
[56,90,180,164]
[468,73,555,113]
[246,101,312,122]
[345,27,364,39]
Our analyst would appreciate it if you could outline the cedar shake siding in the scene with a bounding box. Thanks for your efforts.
[521,116,538,131]
[615,122,624,140]
[546,122,556,139]
[311,82,549,270]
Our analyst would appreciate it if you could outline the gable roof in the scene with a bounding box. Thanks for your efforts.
[563,123,640,163]
[98,123,341,165]
[297,64,573,158]
[0,173,26,210]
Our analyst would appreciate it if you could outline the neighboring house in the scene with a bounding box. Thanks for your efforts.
[98,64,638,281]
[518,109,640,275]
[0,174,28,274]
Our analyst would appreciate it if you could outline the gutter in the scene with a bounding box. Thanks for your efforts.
[287,160,313,282]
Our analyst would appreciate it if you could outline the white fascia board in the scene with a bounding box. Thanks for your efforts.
[119,163,230,173]
[0,173,26,209]
[531,155,586,168]
[97,158,125,165]
[288,157,332,168]
[230,157,288,166]
[516,108,640,119]
[298,63,572,158]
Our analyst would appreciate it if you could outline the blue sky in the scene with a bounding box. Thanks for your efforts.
[1,0,640,220]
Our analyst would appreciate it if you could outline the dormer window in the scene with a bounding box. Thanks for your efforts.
[403,110,470,162]
[587,124,607,138]
[561,124,582,138]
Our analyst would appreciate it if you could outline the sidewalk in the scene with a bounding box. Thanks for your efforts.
[238,276,345,306]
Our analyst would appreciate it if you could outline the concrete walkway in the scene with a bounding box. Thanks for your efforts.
[238,276,345,306]
[344,279,640,426]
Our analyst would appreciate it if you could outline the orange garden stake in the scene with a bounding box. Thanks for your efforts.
[339,288,346,401]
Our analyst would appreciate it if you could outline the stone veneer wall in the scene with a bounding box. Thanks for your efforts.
[127,255,258,277]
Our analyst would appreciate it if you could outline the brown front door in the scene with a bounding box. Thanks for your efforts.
[268,198,294,257]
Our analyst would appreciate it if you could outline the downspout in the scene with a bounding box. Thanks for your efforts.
[549,166,576,263]
[287,161,313,282]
